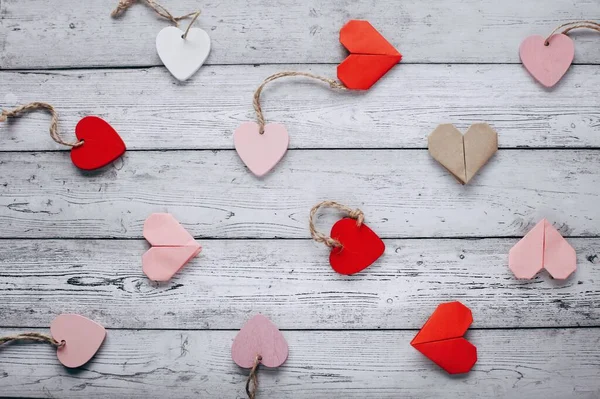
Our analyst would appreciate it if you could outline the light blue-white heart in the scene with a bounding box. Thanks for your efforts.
[156,26,211,81]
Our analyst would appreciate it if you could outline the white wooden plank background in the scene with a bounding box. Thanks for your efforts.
[1,0,599,397]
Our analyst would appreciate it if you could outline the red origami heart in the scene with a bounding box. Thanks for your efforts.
[329,218,385,275]
[411,301,477,374]
[337,20,402,90]
[70,116,126,170]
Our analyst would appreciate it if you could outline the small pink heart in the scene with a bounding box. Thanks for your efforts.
[519,34,575,87]
[233,122,289,177]
[50,314,106,368]
[142,213,202,281]
[231,314,288,368]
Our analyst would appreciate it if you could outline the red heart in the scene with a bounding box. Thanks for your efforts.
[329,218,385,275]
[337,20,402,90]
[70,116,126,170]
[411,301,477,374]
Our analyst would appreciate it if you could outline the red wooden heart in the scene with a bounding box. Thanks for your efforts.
[329,218,385,275]
[411,301,477,374]
[70,116,126,170]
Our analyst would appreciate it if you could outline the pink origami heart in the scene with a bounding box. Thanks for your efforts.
[509,219,576,279]
[519,34,575,87]
[142,213,202,281]
[231,314,288,368]
[50,314,106,368]
[233,122,289,177]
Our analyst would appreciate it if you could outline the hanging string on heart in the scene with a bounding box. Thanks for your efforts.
[111,0,199,30]
[245,355,262,399]
[0,332,65,348]
[545,20,600,45]
[253,72,348,134]
[309,201,364,248]
[0,102,83,147]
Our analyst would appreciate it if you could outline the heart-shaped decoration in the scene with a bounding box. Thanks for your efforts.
[70,116,126,170]
[233,122,289,177]
[411,301,477,374]
[50,314,106,368]
[428,123,498,184]
[142,213,202,281]
[231,314,288,368]
[329,218,385,275]
[156,26,211,81]
[519,34,575,88]
[337,20,402,90]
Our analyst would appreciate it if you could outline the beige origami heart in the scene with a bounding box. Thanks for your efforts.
[428,123,498,184]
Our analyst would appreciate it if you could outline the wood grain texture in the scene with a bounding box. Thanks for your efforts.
[1,239,598,329]
[1,0,600,68]
[1,65,599,151]
[0,150,598,239]
[0,328,599,398]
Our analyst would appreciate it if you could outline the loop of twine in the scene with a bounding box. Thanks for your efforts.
[309,201,364,248]
[0,102,83,148]
[0,332,64,348]
[253,72,347,134]
[245,355,262,399]
[111,0,198,27]
[545,20,600,45]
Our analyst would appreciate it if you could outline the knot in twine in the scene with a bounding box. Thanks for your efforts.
[0,332,65,348]
[545,20,600,45]
[0,102,83,147]
[253,72,347,134]
[111,0,198,27]
[245,355,262,399]
[309,201,364,248]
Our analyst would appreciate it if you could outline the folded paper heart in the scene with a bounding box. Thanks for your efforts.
[142,213,202,281]
[234,122,290,177]
[338,20,402,90]
[411,301,477,374]
[509,219,577,279]
[428,123,498,185]
[70,116,127,170]
[156,26,211,81]
[231,314,289,369]
[519,34,575,88]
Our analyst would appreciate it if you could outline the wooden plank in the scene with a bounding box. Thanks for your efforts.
[2,0,600,68]
[1,238,598,329]
[0,150,598,239]
[1,65,599,151]
[0,328,598,398]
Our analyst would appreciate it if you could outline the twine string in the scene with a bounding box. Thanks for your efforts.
[545,20,600,45]
[309,201,364,248]
[253,72,347,134]
[182,11,201,39]
[245,355,262,399]
[111,0,197,26]
[0,332,65,348]
[0,102,83,147]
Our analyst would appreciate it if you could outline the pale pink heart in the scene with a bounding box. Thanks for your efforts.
[142,213,202,281]
[50,314,106,368]
[509,219,576,279]
[519,34,575,87]
[231,314,288,368]
[233,122,289,177]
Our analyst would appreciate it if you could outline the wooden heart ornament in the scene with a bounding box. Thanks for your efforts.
[411,301,477,374]
[234,122,289,177]
[231,314,289,368]
[428,123,498,184]
[156,26,211,81]
[142,213,202,281]
[70,116,126,170]
[520,34,575,87]
[330,218,385,275]
[337,20,402,90]
[50,314,106,368]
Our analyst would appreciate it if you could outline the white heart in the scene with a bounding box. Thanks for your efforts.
[156,26,211,81]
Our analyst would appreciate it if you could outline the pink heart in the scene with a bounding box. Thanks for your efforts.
[233,122,289,177]
[50,314,106,368]
[519,34,575,87]
[142,213,202,281]
[231,314,289,368]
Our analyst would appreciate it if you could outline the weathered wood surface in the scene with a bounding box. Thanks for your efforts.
[1,328,599,398]
[1,65,599,151]
[0,150,598,239]
[1,238,598,329]
[1,0,600,68]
